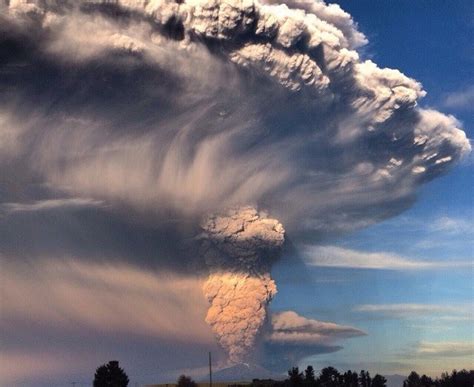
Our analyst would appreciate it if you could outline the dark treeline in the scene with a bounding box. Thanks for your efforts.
[248,366,474,387]
[402,369,474,387]
[251,366,387,387]
[92,361,474,387]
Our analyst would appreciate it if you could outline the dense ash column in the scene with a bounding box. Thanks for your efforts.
[199,207,285,363]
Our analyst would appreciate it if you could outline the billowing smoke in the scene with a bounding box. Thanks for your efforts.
[199,207,284,363]
[0,0,471,373]
[1,0,469,235]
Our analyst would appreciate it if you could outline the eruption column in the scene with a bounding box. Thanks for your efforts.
[199,207,285,363]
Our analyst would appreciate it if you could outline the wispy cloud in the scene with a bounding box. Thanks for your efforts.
[268,310,366,345]
[353,303,471,319]
[369,214,473,236]
[415,341,474,358]
[429,216,473,235]
[1,198,105,213]
[413,215,474,250]
[263,311,366,369]
[0,257,213,343]
[442,85,474,110]
[302,245,471,270]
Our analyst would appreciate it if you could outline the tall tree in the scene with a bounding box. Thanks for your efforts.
[318,367,340,387]
[359,370,372,387]
[177,375,197,387]
[305,366,316,384]
[372,374,387,387]
[404,371,421,387]
[420,374,434,387]
[93,360,129,387]
[342,370,359,387]
[437,371,451,387]
[288,367,304,386]
[448,369,473,387]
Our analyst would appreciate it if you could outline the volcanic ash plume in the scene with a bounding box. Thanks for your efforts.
[2,0,471,234]
[199,207,285,363]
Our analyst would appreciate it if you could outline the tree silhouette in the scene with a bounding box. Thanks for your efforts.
[438,369,474,387]
[276,365,473,387]
[420,374,434,387]
[177,374,198,387]
[93,360,129,387]
[288,367,304,386]
[304,366,315,384]
[319,367,340,387]
[404,371,421,387]
[371,374,387,387]
[342,370,358,387]
[359,370,371,387]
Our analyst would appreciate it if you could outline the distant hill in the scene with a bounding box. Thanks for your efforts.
[147,363,284,387]
[204,363,283,383]
[384,374,406,387]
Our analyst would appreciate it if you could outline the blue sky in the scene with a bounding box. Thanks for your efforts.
[272,0,473,376]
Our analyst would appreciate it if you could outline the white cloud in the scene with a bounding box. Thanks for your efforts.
[353,303,471,319]
[302,245,471,270]
[429,216,474,235]
[415,341,474,358]
[442,85,474,110]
